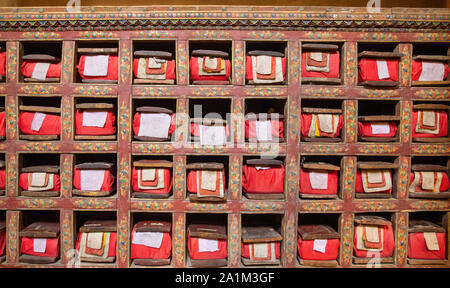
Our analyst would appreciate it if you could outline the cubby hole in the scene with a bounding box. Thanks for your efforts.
[19,41,62,83]
[188,40,232,85]
[73,96,118,141]
[19,210,61,265]
[245,40,288,85]
[297,213,341,267]
[131,154,174,200]
[188,98,231,144]
[244,98,287,143]
[412,100,450,143]
[18,153,61,197]
[186,155,229,202]
[355,156,399,199]
[412,43,449,86]
[300,41,344,85]
[132,98,177,143]
[129,212,173,267]
[73,210,117,267]
[300,98,345,143]
[72,153,117,198]
[299,155,343,200]
[74,40,119,84]
[357,100,400,143]
[241,213,284,267]
[132,40,176,85]
[185,213,228,268]
[352,212,396,265]
[357,42,401,87]
[242,155,286,201]
[18,96,62,141]
[409,156,450,199]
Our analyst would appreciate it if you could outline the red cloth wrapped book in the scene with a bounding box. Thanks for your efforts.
[19,172,60,192]
[297,236,340,261]
[242,160,284,195]
[0,51,6,77]
[358,58,399,82]
[245,118,283,141]
[189,57,231,82]
[133,58,176,80]
[408,232,446,260]
[77,55,118,81]
[301,51,340,79]
[73,168,115,192]
[130,222,172,260]
[301,114,344,139]
[20,61,61,79]
[18,112,61,136]
[358,122,398,138]
[0,111,5,137]
[412,110,448,138]
[355,170,393,195]
[20,237,59,258]
[75,109,116,136]
[299,168,339,196]
[353,223,395,258]
[245,55,286,83]
[132,167,172,195]
[412,60,449,82]
[188,236,227,260]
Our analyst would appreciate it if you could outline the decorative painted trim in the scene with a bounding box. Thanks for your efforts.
[229,155,241,200]
[20,31,62,39]
[354,200,397,211]
[6,41,17,82]
[17,85,60,95]
[6,212,18,263]
[340,214,353,266]
[75,31,120,39]
[413,32,449,41]
[233,41,244,86]
[190,87,232,96]
[244,87,287,97]
[6,97,17,140]
[343,157,355,200]
[130,201,174,210]
[399,44,410,87]
[286,155,298,201]
[247,31,286,40]
[61,97,72,137]
[302,144,346,154]
[228,214,240,267]
[396,213,408,266]
[73,143,116,151]
[302,87,344,97]
[6,154,16,197]
[400,101,411,143]
[119,100,130,142]
[61,211,72,265]
[119,45,131,85]
[173,156,185,200]
[20,199,57,208]
[133,87,176,96]
[410,200,449,210]
[359,89,399,98]
[73,199,115,209]
[62,41,74,82]
[345,42,357,87]
[174,214,185,267]
[118,218,128,266]
[413,89,449,99]
[177,41,188,85]
[133,144,175,153]
[411,145,450,154]
[288,98,299,143]
[397,157,409,199]
[284,212,296,265]
[357,144,399,154]
[305,31,341,40]
[192,30,230,39]
[118,157,130,198]
[131,30,171,39]
[346,101,356,143]
[242,201,285,212]
[186,203,230,211]
[360,32,398,41]
[300,201,343,212]
[73,86,116,95]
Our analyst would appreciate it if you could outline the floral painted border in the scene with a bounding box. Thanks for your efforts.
[303,144,346,154]
[133,87,176,97]
[244,87,287,97]
[413,89,448,99]
[345,42,357,87]
[73,199,115,209]
[396,213,408,266]
[342,157,355,200]
[300,201,343,212]
[357,144,399,154]
[340,214,353,266]
[411,145,450,155]
[173,214,185,267]
[177,41,188,85]
[20,199,57,208]
[397,157,409,199]
[241,201,285,212]
[61,211,72,265]
[233,41,244,85]
[17,85,60,95]
[133,143,175,153]
[190,87,232,97]
[400,101,411,143]
[73,143,116,152]
[284,212,296,265]
[228,214,240,267]
[229,155,241,200]
[6,212,18,263]
[399,44,410,87]
[186,203,230,211]
[118,157,130,198]
[130,201,174,210]
[410,200,449,210]
[73,86,116,95]
[346,101,356,143]
[354,200,397,211]
[118,218,128,266]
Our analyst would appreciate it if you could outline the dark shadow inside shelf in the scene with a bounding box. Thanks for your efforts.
[19,41,62,83]
[19,96,61,109]
[413,43,449,57]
